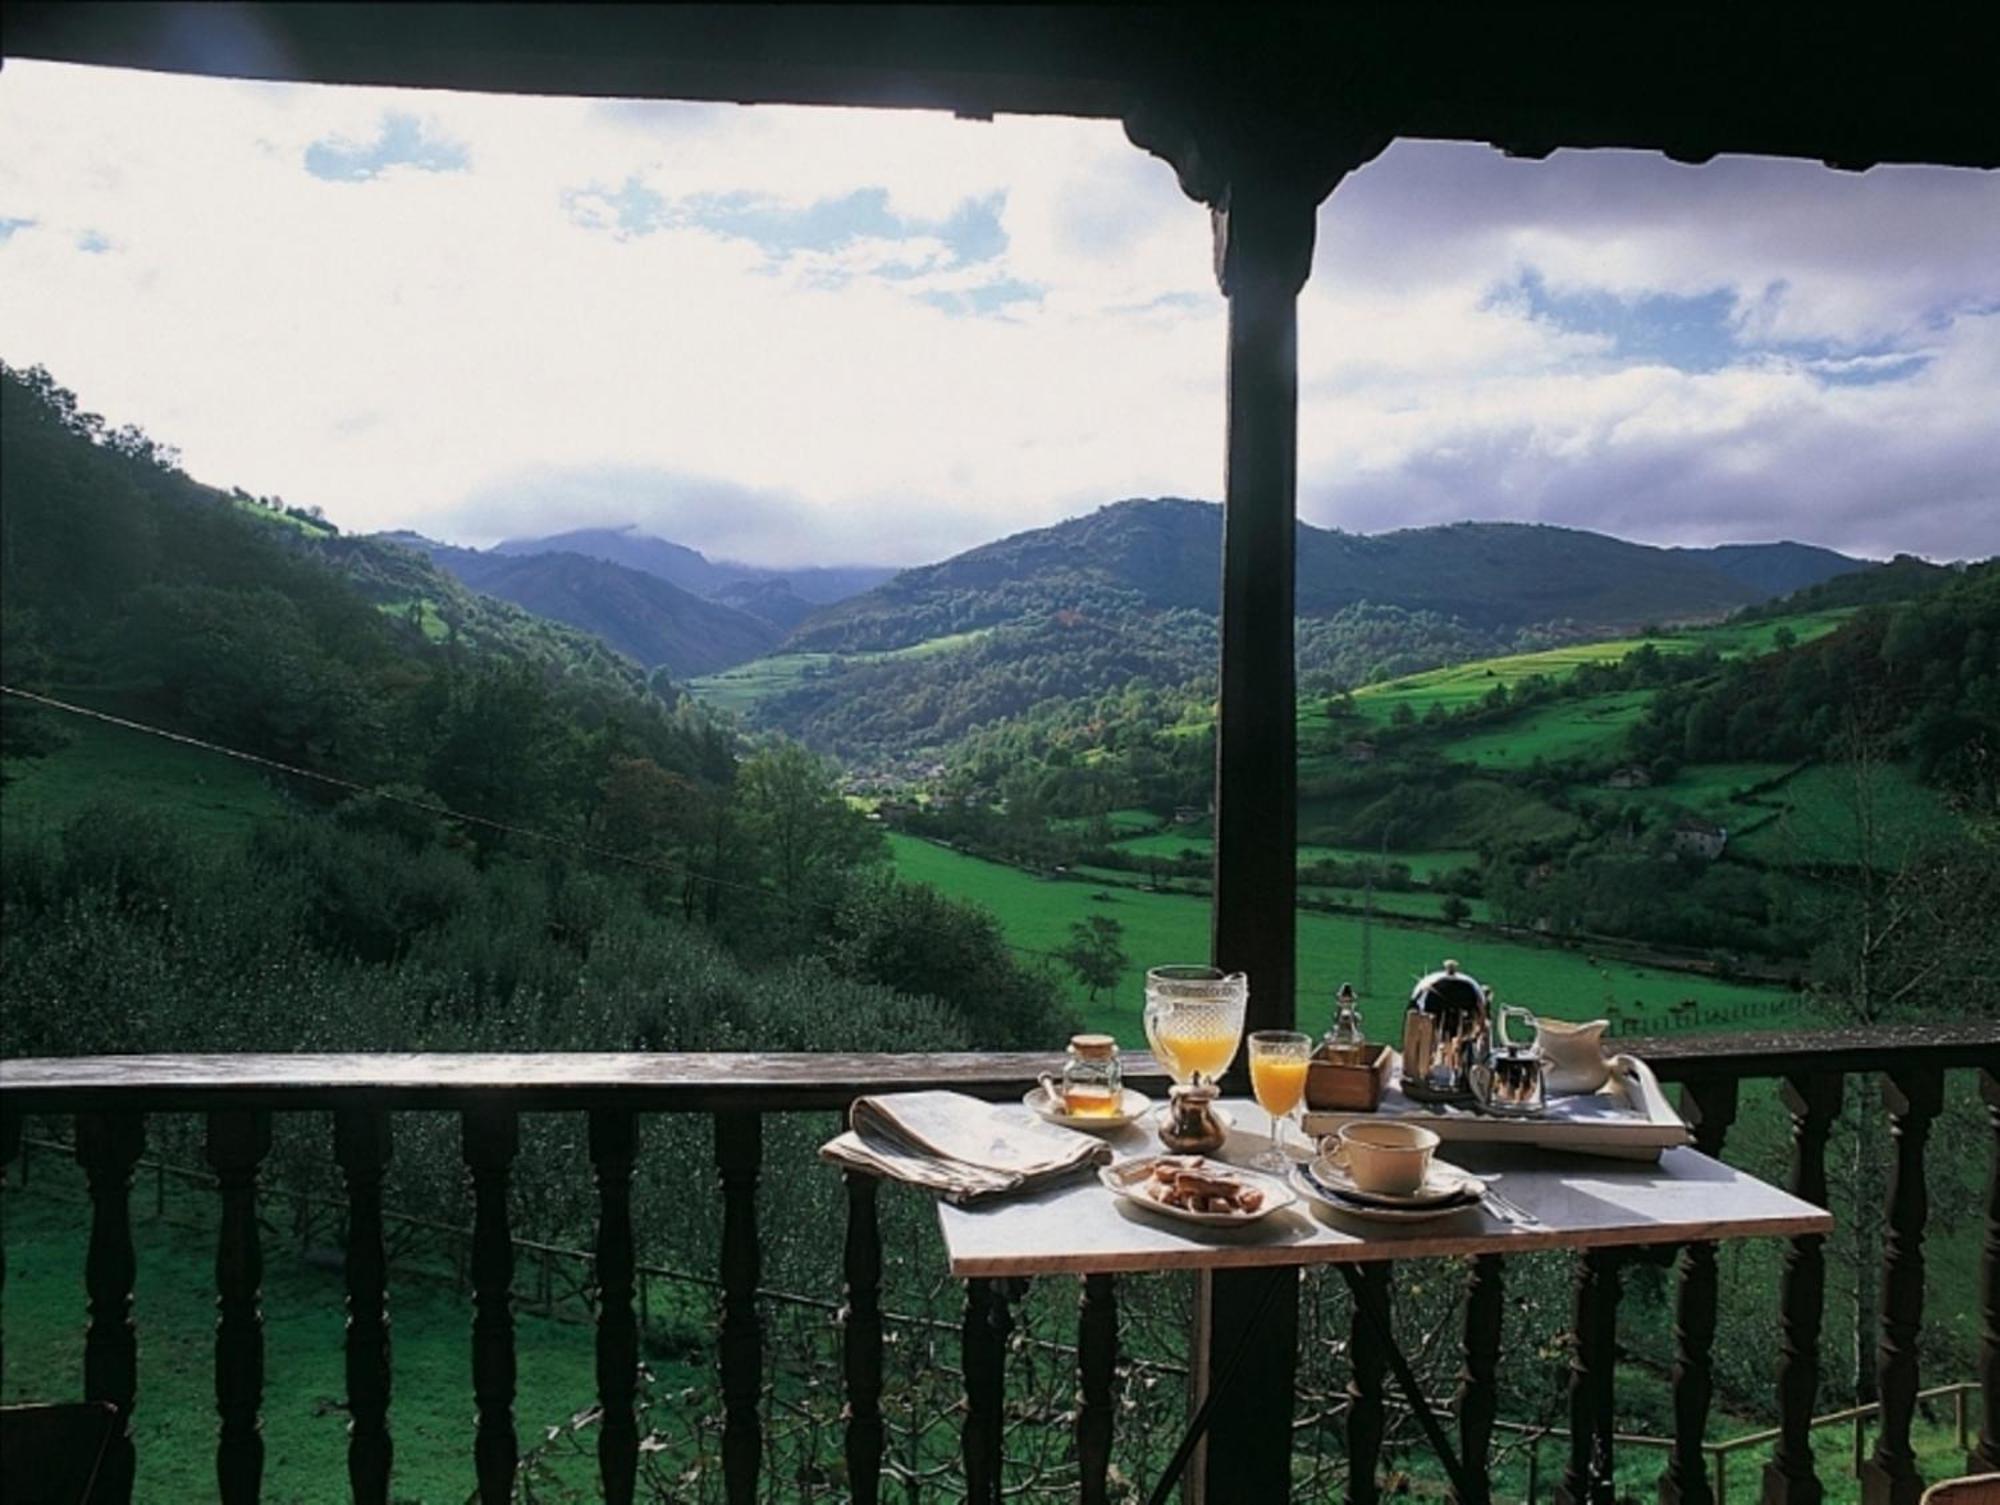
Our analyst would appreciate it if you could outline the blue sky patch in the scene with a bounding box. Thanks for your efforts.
[919,278,1043,318]
[305,114,470,182]
[567,180,1009,268]
[76,229,113,254]
[1497,270,1740,373]
[0,216,35,243]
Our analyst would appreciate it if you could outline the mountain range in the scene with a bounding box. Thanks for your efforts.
[400,502,1867,678]
[784,499,1867,653]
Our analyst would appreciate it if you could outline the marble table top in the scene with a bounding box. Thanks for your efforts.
[937,1101,1831,1278]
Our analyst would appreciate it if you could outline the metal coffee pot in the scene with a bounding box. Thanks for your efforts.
[1399,960,1490,1105]
[1470,1006,1548,1116]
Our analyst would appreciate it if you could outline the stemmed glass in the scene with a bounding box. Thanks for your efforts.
[1247,1030,1312,1171]
[1142,966,1248,1085]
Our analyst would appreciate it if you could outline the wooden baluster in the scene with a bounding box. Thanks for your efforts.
[1454,1255,1503,1505]
[841,1169,884,1505]
[462,1106,519,1504]
[335,1110,394,1505]
[77,1112,145,1505]
[715,1110,763,1504]
[961,1277,1014,1505]
[1664,1079,1740,1505]
[1557,1248,1624,1505]
[207,1110,272,1504]
[1762,1073,1842,1505]
[1078,1273,1117,1505]
[1,1107,19,1392]
[589,1111,640,1505]
[1973,1068,1999,1477]
[1346,1262,1389,1505]
[1860,1066,1942,1505]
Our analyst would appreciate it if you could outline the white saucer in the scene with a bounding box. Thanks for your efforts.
[1305,1152,1485,1208]
[1291,1162,1485,1223]
[1022,1084,1152,1130]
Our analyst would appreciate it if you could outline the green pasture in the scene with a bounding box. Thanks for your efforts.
[1733,761,1965,867]
[1,702,288,843]
[376,595,451,641]
[1111,827,1477,880]
[1333,609,1853,730]
[1440,690,1654,770]
[686,630,988,716]
[1587,761,1796,822]
[888,833,1793,1042]
[1067,863,1494,925]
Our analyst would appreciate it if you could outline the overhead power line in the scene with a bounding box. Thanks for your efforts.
[0,684,1092,970]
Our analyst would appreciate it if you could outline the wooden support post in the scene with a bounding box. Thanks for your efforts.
[206,1109,272,1505]
[590,1110,639,1505]
[77,1112,146,1505]
[1346,1263,1390,1505]
[1,1107,18,1393]
[1210,163,1310,1053]
[1455,1255,1504,1505]
[1763,1073,1842,1505]
[1558,1248,1624,1505]
[1860,1067,1942,1505]
[841,1169,884,1505]
[461,1105,519,1505]
[1125,84,1386,1505]
[1078,1273,1118,1505]
[1664,1079,1740,1505]
[715,1110,763,1505]
[961,1278,1011,1505]
[1969,1068,1998,1477]
[334,1110,394,1505]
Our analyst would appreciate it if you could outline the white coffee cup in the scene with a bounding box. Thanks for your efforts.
[1331,1121,1440,1196]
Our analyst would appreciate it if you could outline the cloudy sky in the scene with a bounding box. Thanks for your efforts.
[1,60,1995,567]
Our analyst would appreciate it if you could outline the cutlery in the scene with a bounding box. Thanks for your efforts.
[1482,1189,1541,1226]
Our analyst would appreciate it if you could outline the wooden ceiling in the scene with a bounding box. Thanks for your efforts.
[6,3,1998,173]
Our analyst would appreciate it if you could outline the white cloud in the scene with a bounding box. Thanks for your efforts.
[0,62,1994,569]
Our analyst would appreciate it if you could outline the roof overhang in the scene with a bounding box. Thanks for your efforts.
[5,3,1998,173]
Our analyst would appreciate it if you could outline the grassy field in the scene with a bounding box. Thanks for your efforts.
[1335,610,1853,730]
[1,701,289,843]
[1733,761,1966,867]
[889,833,1792,1041]
[686,631,989,716]
[1439,690,1656,770]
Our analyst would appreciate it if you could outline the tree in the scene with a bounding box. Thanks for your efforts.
[735,742,882,904]
[1439,894,1472,925]
[1058,915,1128,1002]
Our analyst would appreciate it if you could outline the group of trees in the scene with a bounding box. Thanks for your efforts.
[1629,568,1998,802]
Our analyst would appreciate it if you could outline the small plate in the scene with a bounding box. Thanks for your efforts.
[1291,1164,1484,1223]
[1308,1151,1485,1208]
[1101,1156,1297,1227]
[1022,1084,1153,1130]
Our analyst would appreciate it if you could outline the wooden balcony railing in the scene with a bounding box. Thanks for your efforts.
[1,1024,1995,1505]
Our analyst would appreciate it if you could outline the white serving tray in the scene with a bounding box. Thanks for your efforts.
[1301,1053,1689,1162]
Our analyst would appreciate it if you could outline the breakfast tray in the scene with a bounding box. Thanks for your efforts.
[1300,1053,1690,1161]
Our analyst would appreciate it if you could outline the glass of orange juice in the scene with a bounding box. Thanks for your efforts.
[1143,966,1247,1087]
[1248,1030,1313,1170]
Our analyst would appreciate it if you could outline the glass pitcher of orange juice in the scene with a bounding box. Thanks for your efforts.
[1143,966,1248,1085]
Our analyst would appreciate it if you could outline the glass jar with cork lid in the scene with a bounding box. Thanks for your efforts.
[1041,1033,1123,1119]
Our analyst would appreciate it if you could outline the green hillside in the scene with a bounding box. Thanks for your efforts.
[687,630,989,716]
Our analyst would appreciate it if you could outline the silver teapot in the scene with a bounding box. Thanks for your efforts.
[1399,960,1490,1105]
